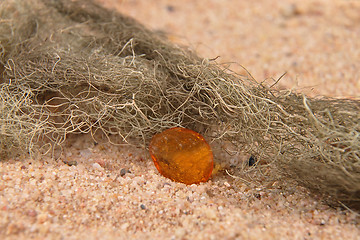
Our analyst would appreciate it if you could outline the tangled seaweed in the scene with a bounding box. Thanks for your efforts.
[0,0,359,210]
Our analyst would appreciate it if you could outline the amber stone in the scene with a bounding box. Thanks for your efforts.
[149,127,214,185]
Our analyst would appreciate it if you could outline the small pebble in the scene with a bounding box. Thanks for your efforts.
[166,5,175,12]
[120,168,130,177]
[204,208,217,220]
[140,204,146,210]
[280,3,301,18]
[37,213,48,224]
[121,223,129,230]
[63,159,78,166]
[27,209,38,218]
[95,159,106,168]
[92,162,103,171]
[2,175,12,181]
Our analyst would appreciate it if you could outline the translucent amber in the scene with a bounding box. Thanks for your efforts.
[149,127,214,185]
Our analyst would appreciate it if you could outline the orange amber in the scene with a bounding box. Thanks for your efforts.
[149,127,214,185]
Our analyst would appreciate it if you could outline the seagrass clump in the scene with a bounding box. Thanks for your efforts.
[0,0,359,210]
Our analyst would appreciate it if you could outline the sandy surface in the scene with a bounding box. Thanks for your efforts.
[1,0,360,239]
[104,0,360,98]
[1,135,359,240]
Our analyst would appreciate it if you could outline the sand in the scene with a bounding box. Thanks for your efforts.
[1,135,359,239]
[1,0,359,239]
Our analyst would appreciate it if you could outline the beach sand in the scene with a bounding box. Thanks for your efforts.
[1,0,359,239]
